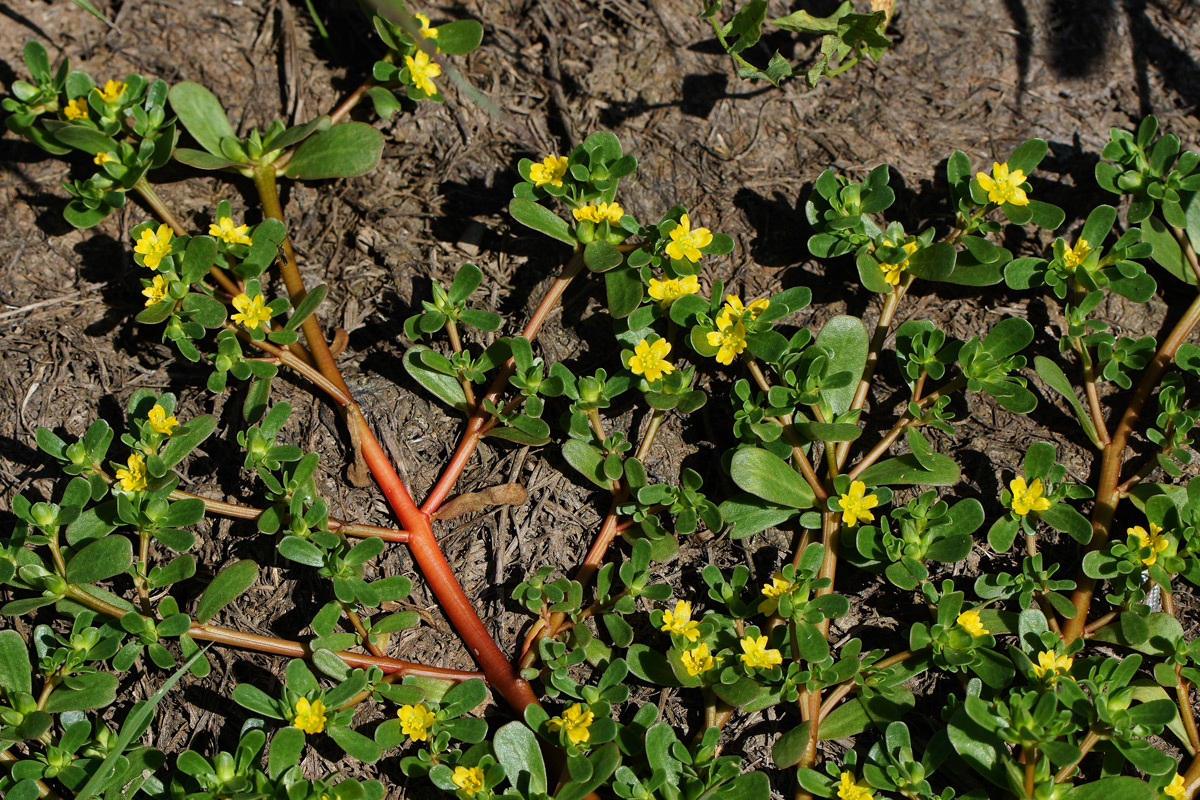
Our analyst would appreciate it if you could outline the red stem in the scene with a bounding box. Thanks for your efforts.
[350,407,538,711]
[421,249,586,515]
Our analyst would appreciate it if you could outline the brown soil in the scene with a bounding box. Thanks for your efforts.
[2,0,1200,796]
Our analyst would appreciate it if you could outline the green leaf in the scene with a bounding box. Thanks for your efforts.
[328,725,382,763]
[440,678,487,717]
[493,722,546,797]
[268,726,305,780]
[625,644,681,686]
[718,493,798,539]
[1007,138,1048,175]
[556,744,620,800]
[403,346,469,412]
[150,414,217,477]
[771,722,813,768]
[285,285,327,331]
[0,630,32,696]
[436,19,484,55]
[509,198,576,246]
[562,439,610,489]
[66,535,133,584]
[605,267,643,318]
[1034,356,1101,448]
[584,240,623,272]
[448,264,483,303]
[1065,778,1153,800]
[283,123,384,180]
[816,315,868,416]
[195,560,258,623]
[52,125,120,156]
[1041,503,1092,544]
[857,453,960,486]
[982,317,1034,359]
[44,670,119,712]
[729,448,816,509]
[1142,216,1196,285]
[168,82,237,157]
[905,242,956,281]
[173,147,240,170]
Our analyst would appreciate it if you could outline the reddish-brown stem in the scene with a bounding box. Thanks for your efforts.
[252,166,352,398]
[446,319,477,407]
[1177,672,1200,755]
[1082,611,1117,636]
[344,604,386,658]
[1063,290,1200,642]
[63,585,475,681]
[847,375,968,481]
[743,355,828,502]
[350,408,539,711]
[235,327,352,406]
[167,488,409,542]
[422,249,586,515]
[834,276,912,468]
[1055,730,1101,783]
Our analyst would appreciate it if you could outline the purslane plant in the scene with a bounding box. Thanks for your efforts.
[4,11,1200,800]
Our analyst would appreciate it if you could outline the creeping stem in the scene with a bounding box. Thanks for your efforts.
[61,585,478,682]
[421,249,587,515]
[1063,290,1200,642]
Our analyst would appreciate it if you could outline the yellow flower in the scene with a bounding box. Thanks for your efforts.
[415,12,439,44]
[757,574,793,615]
[63,97,88,120]
[836,772,875,800]
[547,702,594,746]
[572,201,624,225]
[404,50,442,96]
[397,703,436,742]
[209,217,252,246]
[529,154,569,188]
[881,239,919,286]
[647,275,700,307]
[93,151,114,166]
[739,634,782,670]
[1031,650,1073,684]
[1061,238,1091,268]
[451,765,486,795]
[1009,477,1051,516]
[1129,522,1169,566]
[142,274,170,307]
[838,481,879,527]
[147,404,179,436]
[705,321,748,365]
[292,697,326,734]
[976,161,1030,207]
[231,293,272,330]
[665,214,713,262]
[956,609,987,637]
[114,453,147,492]
[99,79,126,103]
[628,337,674,383]
[681,642,718,676]
[660,600,700,642]
[133,224,174,270]
[714,294,769,330]
[1165,773,1187,800]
